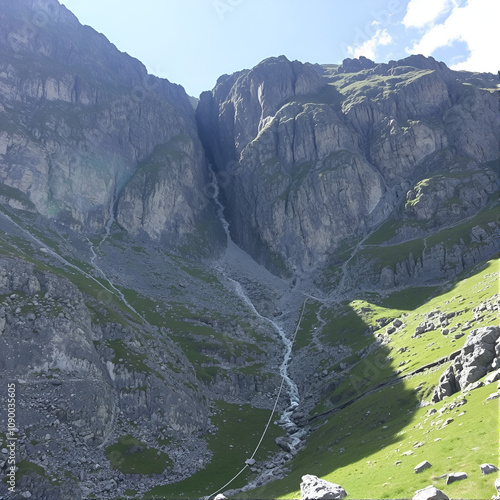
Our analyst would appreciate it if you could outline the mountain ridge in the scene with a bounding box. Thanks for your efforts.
[0,1,498,499]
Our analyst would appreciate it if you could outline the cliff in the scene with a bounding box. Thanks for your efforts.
[0,0,222,254]
[196,55,498,277]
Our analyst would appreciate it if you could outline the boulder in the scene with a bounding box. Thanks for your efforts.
[446,472,467,484]
[412,486,449,500]
[432,366,458,402]
[414,460,432,473]
[275,436,293,453]
[480,463,498,475]
[495,477,500,495]
[432,325,499,402]
[300,475,347,500]
[484,370,500,385]
[214,495,227,500]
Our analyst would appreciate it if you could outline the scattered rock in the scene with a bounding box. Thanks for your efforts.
[275,436,293,453]
[432,326,499,402]
[442,418,454,428]
[412,485,449,500]
[485,392,500,402]
[446,472,467,484]
[485,370,500,385]
[414,461,432,473]
[300,474,347,500]
[480,463,498,475]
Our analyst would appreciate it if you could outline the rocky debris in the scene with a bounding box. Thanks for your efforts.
[414,321,437,337]
[412,485,449,500]
[480,463,498,475]
[432,325,500,402]
[275,436,293,453]
[446,472,467,484]
[414,461,432,473]
[300,475,347,500]
[0,256,215,499]
[495,478,500,498]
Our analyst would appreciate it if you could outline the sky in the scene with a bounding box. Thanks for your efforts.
[60,0,499,97]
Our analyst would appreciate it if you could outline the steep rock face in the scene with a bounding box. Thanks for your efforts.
[0,0,220,253]
[0,257,208,437]
[0,255,210,497]
[197,55,498,274]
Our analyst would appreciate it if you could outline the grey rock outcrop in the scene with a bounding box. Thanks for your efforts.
[413,485,449,500]
[432,325,500,402]
[300,474,347,500]
[432,366,459,401]
[0,0,221,254]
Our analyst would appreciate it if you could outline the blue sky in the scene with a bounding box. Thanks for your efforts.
[61,0,499,97]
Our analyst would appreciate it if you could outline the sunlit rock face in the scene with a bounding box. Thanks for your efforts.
[0,0,222,254]
[197,55,499,275]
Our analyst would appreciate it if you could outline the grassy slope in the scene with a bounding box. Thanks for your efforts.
[244,259,499,499]
[144,401,285,499]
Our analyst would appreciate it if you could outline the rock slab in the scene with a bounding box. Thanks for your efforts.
[414,460,432,473]
[300,475,347,500]
[446,472,468,484]
[413,486,449,500]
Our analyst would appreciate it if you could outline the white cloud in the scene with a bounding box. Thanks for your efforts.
[407,0,500,73]
[403,0,454,29]
[347,28,393,60]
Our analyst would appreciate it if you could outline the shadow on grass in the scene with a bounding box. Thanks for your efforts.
[241,303,421,499]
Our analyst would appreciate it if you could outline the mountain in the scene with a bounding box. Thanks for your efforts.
[0,0,223,255]
[197,55,498,278]
[0,1,498,499]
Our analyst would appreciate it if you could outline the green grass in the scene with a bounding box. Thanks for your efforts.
[105,435,171,475]
[103,339,160,376]
[144,401,285,499]
[293,301,319,350]
[330,69,434,108]
[357,238,426,272]
[380,287,439,310]
[245,372,498,500]
[426,202,499,250]
[364,220,427,245]
[244,258,499,499]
